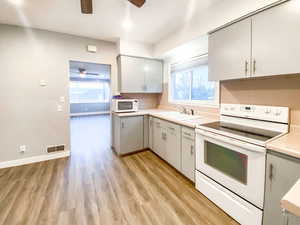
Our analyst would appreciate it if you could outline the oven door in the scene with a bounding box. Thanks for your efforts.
[196,129,266,208]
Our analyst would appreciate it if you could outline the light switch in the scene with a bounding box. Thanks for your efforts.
[59,96,65,103]
[57,105,63,112]
[40,80,47,87]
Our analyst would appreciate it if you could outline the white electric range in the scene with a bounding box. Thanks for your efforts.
[195,104,289,225]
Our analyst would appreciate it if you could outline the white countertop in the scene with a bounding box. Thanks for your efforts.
[113,109,219,128]
[281,179,300,217]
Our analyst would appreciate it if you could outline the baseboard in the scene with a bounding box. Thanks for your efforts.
[70,111,110,117]
[0,151,70,169]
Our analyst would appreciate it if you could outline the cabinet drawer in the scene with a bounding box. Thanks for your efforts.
[165,121,181,134]
[182,127,195,140]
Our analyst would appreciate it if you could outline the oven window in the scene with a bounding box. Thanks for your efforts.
[204,141,248,184]
[118,102,133,110]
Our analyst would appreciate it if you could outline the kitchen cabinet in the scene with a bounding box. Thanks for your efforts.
[181,127,195,182]
[165,121,181,171]
[149,116,154,150]
[117,55,163,93]
[263,151,300,225]
[112,114,144,155]
[252,1,300,77]
[143,115,149,149]
[209,1,300,81]
[153,118,166,159]
[144,59,163,93]
[209,18,252,81]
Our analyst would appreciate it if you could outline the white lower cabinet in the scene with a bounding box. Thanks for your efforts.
[112,114,144,155]
[150,117,196,181]
[149,116,154,150]
[181,127,195,182]
[165,121,181,171]
[153,118,166,159]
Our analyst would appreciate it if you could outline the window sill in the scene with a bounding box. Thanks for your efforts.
[168,100,220,108]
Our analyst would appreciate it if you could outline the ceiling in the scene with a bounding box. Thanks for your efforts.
[0,0,219,44]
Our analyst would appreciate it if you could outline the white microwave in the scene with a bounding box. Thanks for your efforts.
[112,99,139,113]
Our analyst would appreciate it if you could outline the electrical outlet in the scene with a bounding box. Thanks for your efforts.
[19,145,26,153]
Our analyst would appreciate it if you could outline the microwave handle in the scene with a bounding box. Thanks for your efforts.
[196,129,266,154]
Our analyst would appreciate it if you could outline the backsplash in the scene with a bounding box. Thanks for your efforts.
[220,74,300,129]
[121,93,160,109]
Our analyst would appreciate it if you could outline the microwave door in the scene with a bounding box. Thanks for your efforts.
[118,101,133,111]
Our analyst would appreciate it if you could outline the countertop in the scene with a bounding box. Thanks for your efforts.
[281,179,300,217]
[266,132,300,159]
[113,109,219,128]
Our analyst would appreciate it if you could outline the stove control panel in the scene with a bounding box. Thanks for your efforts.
[221,104,289,123]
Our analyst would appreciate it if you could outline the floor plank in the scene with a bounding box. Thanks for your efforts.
[0,115,239,225]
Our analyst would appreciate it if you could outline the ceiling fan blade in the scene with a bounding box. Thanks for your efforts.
[81,0,93,14]
[128,0,146,8]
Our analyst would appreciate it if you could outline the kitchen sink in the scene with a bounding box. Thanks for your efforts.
[155,111,202,121]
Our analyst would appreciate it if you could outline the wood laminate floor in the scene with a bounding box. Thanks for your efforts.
[0,115,239,225]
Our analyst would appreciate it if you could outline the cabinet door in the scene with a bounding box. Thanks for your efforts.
[143,115,149,149]
[263,152,300,225]
[144,59,163,93]
[209,18,252,81]
[153,118,166,159]
[181,128,195,182]
[149,116,154,150]
[252,1,300,77]
[119,56,145,93]
[120,116,144,154]
[165,122,181,171]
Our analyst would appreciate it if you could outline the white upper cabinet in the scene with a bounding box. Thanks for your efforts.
[209,1,300,81]
[252,1,300,77]
[209,18,252,81]
[144,59,163,93]
[118,56,145,93]
[118,55,163,93]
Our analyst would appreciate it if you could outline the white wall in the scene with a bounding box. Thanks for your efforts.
[154,0,281,56]
[0,24,118,163]
[118,39,154,58]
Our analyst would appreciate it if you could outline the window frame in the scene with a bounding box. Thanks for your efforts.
[69,80,110,104]
[168,55,219,108]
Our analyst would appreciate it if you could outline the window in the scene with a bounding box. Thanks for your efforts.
[169,56,219,106]
[70,81,110,103]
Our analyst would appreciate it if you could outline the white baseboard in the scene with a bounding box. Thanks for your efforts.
[0,151,70,169]
[70,111,110,117]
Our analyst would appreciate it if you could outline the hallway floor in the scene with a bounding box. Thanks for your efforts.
[0,115,238,225]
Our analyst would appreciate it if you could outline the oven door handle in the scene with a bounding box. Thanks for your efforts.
[196,129,266,154]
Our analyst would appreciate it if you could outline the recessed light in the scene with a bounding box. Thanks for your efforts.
[122,20,133,30]
[7,0,24,6]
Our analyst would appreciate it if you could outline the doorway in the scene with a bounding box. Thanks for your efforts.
[69,61,111,155]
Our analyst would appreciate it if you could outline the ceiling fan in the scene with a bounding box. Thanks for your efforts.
[81,0,146,14]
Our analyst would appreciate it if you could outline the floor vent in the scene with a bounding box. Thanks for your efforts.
[47,145,65,153]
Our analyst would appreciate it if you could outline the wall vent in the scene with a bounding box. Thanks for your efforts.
[47,145,65,153]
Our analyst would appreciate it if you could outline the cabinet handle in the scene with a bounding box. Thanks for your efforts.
[162,132,167,141]
[282,209,289,225]
[168,127,175,131]
[121,122,125,129]
[245,60,248,76]
[253,59,256,75]
[183,132,191,136]
[269,163,274,181]
[190,145,194,155]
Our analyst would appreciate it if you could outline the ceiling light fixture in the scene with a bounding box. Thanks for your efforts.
[122,19,133,30]
[79,68,87,78]
[7,0,24,6]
